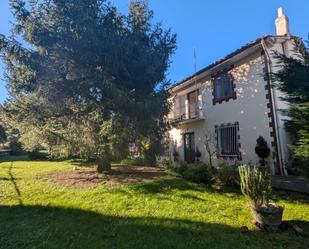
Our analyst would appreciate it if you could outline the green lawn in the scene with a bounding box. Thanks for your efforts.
[0,157,308,249]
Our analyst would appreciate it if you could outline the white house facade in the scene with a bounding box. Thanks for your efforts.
[166,8,299,175]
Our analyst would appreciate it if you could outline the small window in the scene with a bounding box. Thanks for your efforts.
[216,122,239,158]
[213,71,234,102]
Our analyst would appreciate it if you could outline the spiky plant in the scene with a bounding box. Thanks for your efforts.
[239,164,271,208]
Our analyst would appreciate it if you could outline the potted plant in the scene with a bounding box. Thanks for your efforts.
[239,164,283,231]
[255,136,270,168]
[195,146,201,162]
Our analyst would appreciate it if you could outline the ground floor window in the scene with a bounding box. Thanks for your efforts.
[215,122,240,158]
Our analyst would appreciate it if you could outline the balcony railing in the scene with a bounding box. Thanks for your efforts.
[169,101,205,125]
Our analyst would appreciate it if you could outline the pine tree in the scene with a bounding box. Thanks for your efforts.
[0,0,176,170]
[273,37,309,177]
[0,125,7,146]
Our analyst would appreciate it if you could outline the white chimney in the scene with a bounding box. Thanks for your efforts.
[275,7,289,36]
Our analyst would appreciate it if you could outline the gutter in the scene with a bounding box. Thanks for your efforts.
[261,38,286,176]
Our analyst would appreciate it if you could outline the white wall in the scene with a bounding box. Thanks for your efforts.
[265,37,299,173]
[168,36,300,175]
[168,49,275,172]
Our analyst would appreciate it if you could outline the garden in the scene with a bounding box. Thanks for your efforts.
[0,1,308,248]
[0,156,308,249]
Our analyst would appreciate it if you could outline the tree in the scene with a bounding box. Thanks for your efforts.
[203,131,217,169]
[0,0,176,171]
[0,125,7,146]
[272,37,309,177]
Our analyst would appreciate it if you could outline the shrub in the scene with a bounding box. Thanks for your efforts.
[183,163,212,183]
[172,161,189,175]
[255,136,270,167]
[121,157,145,166]
[28,150,48,160]
[9,138,24,156]
[239,164,271,207]
[215,161,240,186]
[169,161,212,184]
[160,159,173,168]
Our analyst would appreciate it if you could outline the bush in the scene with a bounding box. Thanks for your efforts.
[28,150,48,160]
[215,161,240,186]
[169,161,212,184]
[9,138,24,156]
[239,164,271,207]
[160,159,173,168]
[255,136,271,167]
[172,161,188,175]
[183,163,212,183]
[121,157,145,166]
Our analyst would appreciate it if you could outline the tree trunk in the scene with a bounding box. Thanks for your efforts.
[96,159,111,173]
[96,141,112,173]
[207,150,214,169]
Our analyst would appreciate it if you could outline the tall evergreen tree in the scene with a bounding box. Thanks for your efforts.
[0,125,7,146]
[273,37,309,177]
[0,0,176,171]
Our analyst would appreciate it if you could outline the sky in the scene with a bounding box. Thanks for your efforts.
[0,0,309,104]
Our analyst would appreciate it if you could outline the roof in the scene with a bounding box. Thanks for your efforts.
[169,35,287,90]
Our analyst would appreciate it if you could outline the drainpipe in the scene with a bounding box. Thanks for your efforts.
[261,38,286,176]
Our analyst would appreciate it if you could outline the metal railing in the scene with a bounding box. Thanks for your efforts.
[169,103,204,125]
[216,123,239,157]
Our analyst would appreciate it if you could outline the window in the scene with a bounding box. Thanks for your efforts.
[187,90,198,119]
[216,122,239,158]
[213,71,235,103]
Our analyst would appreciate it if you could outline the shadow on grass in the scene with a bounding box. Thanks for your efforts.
[0,155,31,163]
[130,177,207,194]
[7,162,23,205]
[131,177,242,196]
[0,161,24,205]
[0,155,66,163]
[71,159,97,168]
[0,205,308,249]
[273,189,309,204]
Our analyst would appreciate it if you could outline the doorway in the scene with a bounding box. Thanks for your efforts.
[184,132,195,163]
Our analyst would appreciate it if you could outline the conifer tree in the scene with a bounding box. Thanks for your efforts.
[273,37,309,177]
[0,0,176,171]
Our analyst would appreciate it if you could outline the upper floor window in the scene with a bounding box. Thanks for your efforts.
[213,70,235,104]
[187,90,198,119]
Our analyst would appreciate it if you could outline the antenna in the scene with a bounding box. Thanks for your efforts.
[193,47,197,89]
[193,47,197,75]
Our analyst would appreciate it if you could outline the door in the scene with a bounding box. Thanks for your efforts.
[184,133,195,163]
[188,91,198,119]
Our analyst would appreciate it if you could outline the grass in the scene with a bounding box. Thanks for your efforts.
[0,157,308,249]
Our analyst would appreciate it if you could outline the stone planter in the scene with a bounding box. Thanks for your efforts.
[251,204,284,231]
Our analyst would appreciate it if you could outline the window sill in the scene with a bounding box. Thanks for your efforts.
[213,92,237,105]
[217,153,241,160]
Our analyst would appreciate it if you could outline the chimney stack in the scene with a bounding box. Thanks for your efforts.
[275,7,289,36]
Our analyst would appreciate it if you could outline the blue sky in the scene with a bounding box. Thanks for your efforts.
[0,0,309,103]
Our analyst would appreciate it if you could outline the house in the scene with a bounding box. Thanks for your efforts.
[167,8,300,175]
